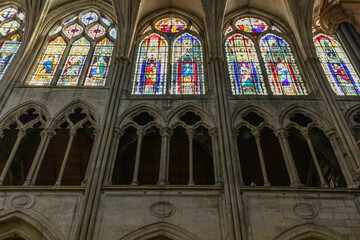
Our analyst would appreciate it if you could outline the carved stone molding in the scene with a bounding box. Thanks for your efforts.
[319,0,358,34]
[293,203,318,219]
[5,194,35,210]
[150,201,176,218]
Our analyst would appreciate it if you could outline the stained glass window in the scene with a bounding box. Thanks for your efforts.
[0,7,25,81]
[314,34,360,95]
[132,34,168,94]
[225,34,265,95]
[58,37,90,86]
[28,10,115,86]
[171,33,204,94]
[84,38,114,86]
[260,34,306,95]
[29,37,66,86]
[0,35,21,80]
[155,17,187,33]
[271,26,281,32]
[225,26,233,35]
[190,26,199,34]
[143,26,152,34]
[235,18,268,33]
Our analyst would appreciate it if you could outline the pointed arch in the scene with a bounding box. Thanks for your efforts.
[259,33,307,95]
[225,33,265,95]
[274,223,346,240]
[171,33,205,95]
[132,33,169,95]
[314,33,360,96]
[120,222,201,240]
[0,210,64,240]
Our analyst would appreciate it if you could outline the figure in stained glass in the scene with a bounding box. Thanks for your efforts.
[314,34,360,95]
[260,33,306,95]
[171,33,204,94]
[225,34,265,95]
[133,34,168,94]
[155,17,187,33]
[235,18,268,33]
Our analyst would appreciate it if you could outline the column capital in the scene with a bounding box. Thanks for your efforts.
[186,128,195,139]
[114,128,124,139]
[18,128,26,138]
[232,128,239,138]
[69,129,77,137]
[209,127,218,139]
[275,128,288,139]
[319,0,358,34]
[325,129,338,140]
[251,128,261,138]
[300,129,310,138]
[304,56,320,65]
[40,129,56,139]
[115,56,130,65]
[160,127,172,138]
[136,128,145,138]
[208,56,224,64]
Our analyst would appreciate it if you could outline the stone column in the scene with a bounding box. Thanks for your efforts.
[24,129,55,186]
[31,129,56,185]
[0,129,26,185]
[131,128,144,186]
[301,130,328,187]
[232,128,244,186]
[275,129,302,187]
[55,129,77,186]
[157,127,171,185]
[251,129,271,187]
[187,128,195,185]
[325,129,354,186]
[105,128,123,185]
[209,128,222,185]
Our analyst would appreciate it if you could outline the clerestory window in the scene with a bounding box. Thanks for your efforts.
[132,17,205,95]
[224,17,307,95]
[27,10,117,87]
[0,6,25,81]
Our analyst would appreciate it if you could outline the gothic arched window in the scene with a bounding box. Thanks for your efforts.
[313,33,360,96]
[0,6,25,81]
[132,17,204,95]
[224,17,307,95]
[27,10,116,86]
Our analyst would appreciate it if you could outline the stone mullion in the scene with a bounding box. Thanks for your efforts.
[24,129,55,186]
[301,130,328,187]
[157,127,170,185]
[131,128,144,186]
[0,129,26,185]
[251,129,271,187]
[275,129,302,187]
[55,129,77,186]
[325,129,354,186]
[210,128,222,185]
[186,128,195,185]
[104,128,123,185]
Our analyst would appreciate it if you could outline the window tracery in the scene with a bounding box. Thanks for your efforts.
[132,16,204,95]
[313,33,360,96]
[224,16,307,95]
[0,6,25,81]
[27,10,116,87]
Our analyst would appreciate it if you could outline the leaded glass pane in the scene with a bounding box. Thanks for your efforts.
[235,18,268,33]
[0,8,17,21]
[225,33,266,95]
[58,37,90,86]
[260,33,306,95]
[81,12,98,25]
[171,33,204,95]
[132,34,168,94]
[63,23,83,39]
[84,38,114,86]
[110,28,117,39]
[0,20,20,36]
[0,35,21,80]
[28,37,66,85]
[88,23,106,39]
[314,34,360,95]
[101,16,111,27]
[154,17,187,33]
